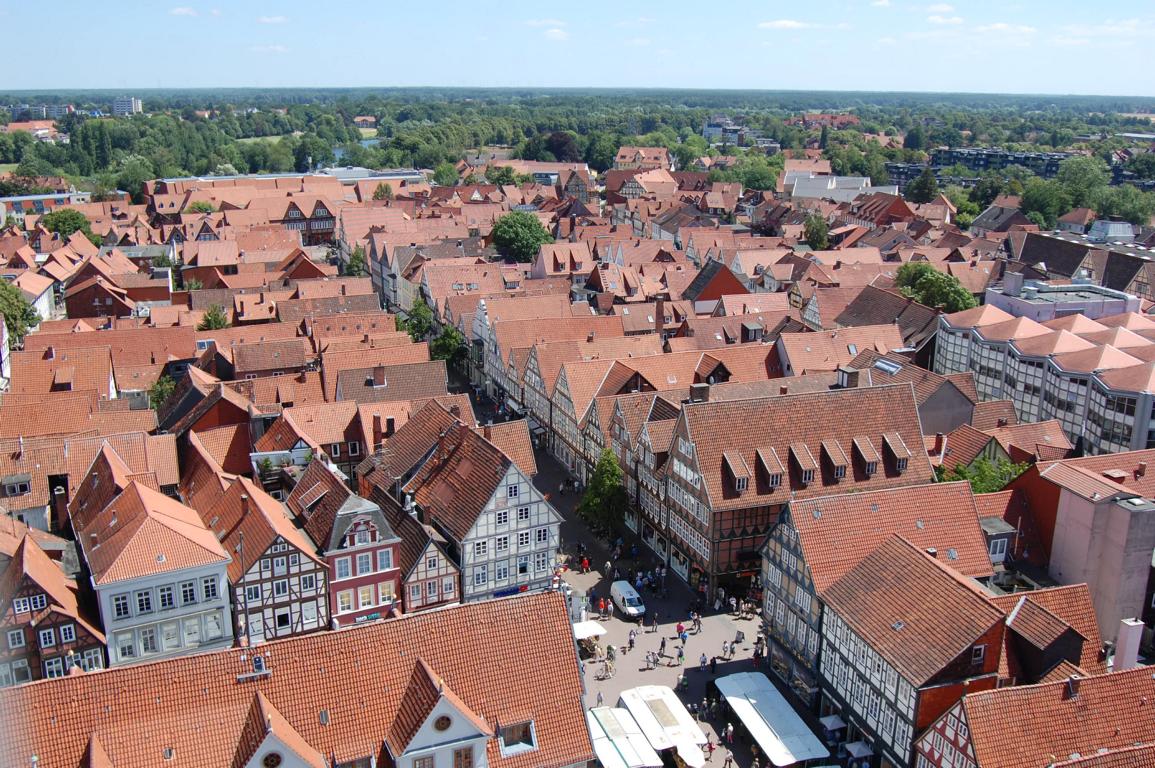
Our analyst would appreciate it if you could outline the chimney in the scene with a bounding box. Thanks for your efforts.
[340,284,348,296]
[655,297,666,334]
[1064,675,1081,699]
[448,404,461,420]
[689,383,711,403]
[836,366,860,389]
[484,422,492,440]
[372,366,386,387]
[779,385,789,395]
[926,547,938,559]
[372,415,383,448]
[1137,462,1148,478]
[1114,618,1144,671]
[587,331,595,343]
[240,494,250,516]
[933,432,945,455]
[996,418,1008,428]
[363,333,370,344]
[44,346,55,361]
[385,416,395,437]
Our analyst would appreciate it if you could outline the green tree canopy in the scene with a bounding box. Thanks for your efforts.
[491,211,553,263]
[937,456,1028,494]
[372,182,394,201]
[485,166,518,186]
[40,208,101,246]
[1094,184,1155,225]
[197,303,231,331]
[1020,178,1071,229]
[895,262,977,312]
[0,280,40,349]
[577,448,630,532]
[905,166,940,203]
[148,375,177,412]
[1056,155,1110,209]
[430,324,467,366]
[432,162,458,186]
[345,245,368,277]
[402,296,435,342]
[803,213,829,250]
[185,201,215,214]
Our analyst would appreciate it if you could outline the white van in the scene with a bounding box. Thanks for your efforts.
[610,580,646,618]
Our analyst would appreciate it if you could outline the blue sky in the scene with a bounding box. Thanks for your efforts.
[3,0,1154,96]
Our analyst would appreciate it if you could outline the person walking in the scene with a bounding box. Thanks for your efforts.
[722,640,730,660]
[699,653,708,671]
[651,611,660,633]
[628,629,637,652]
[705,739,716,762]
[725,723,734,745]
[722,749,733,768]
[659,637,667,657]
[710,655,718,675]
[596,691,604,708]
[676,646,685,666]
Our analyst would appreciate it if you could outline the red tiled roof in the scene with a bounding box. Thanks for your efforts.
[953,665,1155,768]
[790,480,993,594]
[823,535,1003,685]
[0,592,593,768]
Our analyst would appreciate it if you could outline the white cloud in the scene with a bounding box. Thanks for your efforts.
[927,14,964,24]
[627,37,651,46]
[257,15,288,23]
[976,22,1036,33]
[250,44,288,53]
[526,18,566,27]
[615,16,657,27]
[544,27,569,41]
[170,7,197,16]
[1059,18,1148,38]
[1052,35,1089,46]
[758,19,816,30]
[870,0,891,6]
[926,3,954,12]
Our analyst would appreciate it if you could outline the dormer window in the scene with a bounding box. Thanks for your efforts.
[735,476,748,492]
[800,468,815,486]
[864,460,878,477]
[499,722,538,756]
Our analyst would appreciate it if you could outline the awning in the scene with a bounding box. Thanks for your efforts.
[587,708,664,768]
[618,685,707,768]
[714,672,829,767]
[845,741,873,759]
[819,714,846,731]
[505,397,523,413]
[573,620,607,640]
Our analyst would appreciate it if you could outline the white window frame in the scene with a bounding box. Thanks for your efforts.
[59,624,76,643]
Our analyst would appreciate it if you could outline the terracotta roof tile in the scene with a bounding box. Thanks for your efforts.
[823,535,1003,685]
[335,360,448,404]
[779,325,905,374]
[476,419,537,478]
[971,400,1019,431]
[0,592,592,768]
[953,665,1155,768]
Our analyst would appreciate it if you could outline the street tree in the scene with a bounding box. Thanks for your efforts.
[0,280,39,349]
[1056,155,1110,209]
[149,375,177,411]
[577,448,630,533]
[402,296,435,342]
[937,457,1028,493]
[430,324,467,367]
[372,182,393,200]
[432,162,458,186]
[40,208,101,246]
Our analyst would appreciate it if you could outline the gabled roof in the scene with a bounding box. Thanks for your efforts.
[385,658,492,756]
[76,481,229,585]
[954,665,1155,768]
[778,325,905,374]
[285,460,395,552]
[788,481,993,595]
[822,535,1002,686]
[234,691,327,768]
[0,592,592,768]
[848,348,977,406]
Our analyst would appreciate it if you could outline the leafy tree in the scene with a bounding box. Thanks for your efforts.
[819,125,829,150]
[0,280,39,349]
[1056,155,1110,209]
[1125,153,1155,180]
[896,263,976,312]
[545,131,582,162]
[485,165,518,186]
[372,182,393,201]
[184,278,204,291]
[345,245,368,277]
[491,211,553,262]
[402,296,435,341]
[185,201,215,214]
[432,162,458,186]
[212,163,239,176]
[1094,185,1155,225]
[1020,178,1071,229]
[197,303,231,331]
[905,166,940,203]
[1026,211,1048,229]
[430,324,467,366]
[969,173,1008,209]
[803,213,829,250]
[937,456,1028,494]
[40,208,101,246]
[576,448,630,532]
[902,124,926,151]
[149,375,177,411]
[584,133,618,172]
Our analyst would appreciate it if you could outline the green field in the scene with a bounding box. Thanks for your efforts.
[359,127,377,139]
[0,163,19,174]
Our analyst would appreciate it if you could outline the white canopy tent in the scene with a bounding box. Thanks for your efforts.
[587,707,664,768]
[715,672,829,767]
[573,620,607,640]
[618,685,707,768]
